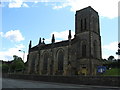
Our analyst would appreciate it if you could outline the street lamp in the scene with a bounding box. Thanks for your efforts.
[19,50,25,62]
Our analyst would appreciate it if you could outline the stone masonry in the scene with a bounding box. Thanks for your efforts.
[26,6,102,76]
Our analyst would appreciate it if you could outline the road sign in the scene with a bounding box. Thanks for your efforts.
[97,66,107,73]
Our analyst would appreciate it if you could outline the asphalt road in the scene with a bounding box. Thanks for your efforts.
[2,78,120,90]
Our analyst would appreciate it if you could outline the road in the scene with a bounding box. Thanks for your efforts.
[2,78,120,90]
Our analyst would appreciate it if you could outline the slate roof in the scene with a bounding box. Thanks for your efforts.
[30,38,78,52]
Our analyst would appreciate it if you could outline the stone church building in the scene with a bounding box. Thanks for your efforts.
[26,6,102,76]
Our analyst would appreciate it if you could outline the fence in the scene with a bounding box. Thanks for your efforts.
[2,74,120,87]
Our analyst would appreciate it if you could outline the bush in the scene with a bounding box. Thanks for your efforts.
[2,64,9,73]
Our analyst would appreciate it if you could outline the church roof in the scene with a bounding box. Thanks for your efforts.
[30,40,69,52]
[30,38,77,52]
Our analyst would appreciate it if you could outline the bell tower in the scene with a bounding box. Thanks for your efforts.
[75,6,102,75]
[75,6,100,35]
[75,6,102,59]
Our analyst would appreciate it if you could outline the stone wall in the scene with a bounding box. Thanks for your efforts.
[3,74,120,87]
[26,7,103,76]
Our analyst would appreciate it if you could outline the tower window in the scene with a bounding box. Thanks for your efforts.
[84,18,87,30]
[81,19,83,31]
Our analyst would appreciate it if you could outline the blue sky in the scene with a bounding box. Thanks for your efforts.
[0,0,119,62]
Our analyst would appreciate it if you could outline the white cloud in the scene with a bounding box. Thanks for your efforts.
[102,41,118,59]
[52,30,74,40]
[3,30,24,42]
[34,1,38,4]
[2,0,119,18]
[52,0,119,19]
[0,32,3,37]
[8,0,29,8]
[1,0,65,2]
[102,53,118,60]
[22,3,29,7]
[52,3,68,10]
[0,44,27,62]
[103,41,118,51]
[45,30,75,43]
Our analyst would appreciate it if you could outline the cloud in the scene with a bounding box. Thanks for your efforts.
[34,1,38,4]
[52,30,75,40]
[103,53,119,60]
[102,53,118,60]
[2,0,119,18]
[8,0,29,8]
[52,3,68,10]
[0,44,27,62]
[45,30,75,43]
[22,3,29,7]
[0,32,3,37]
[102,41,118,59]
[3,30,25,42]
[52,0,119,19]
[1,0,65,2]
[103,41,118,51]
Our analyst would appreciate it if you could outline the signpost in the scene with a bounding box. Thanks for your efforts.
[97,66,107,73]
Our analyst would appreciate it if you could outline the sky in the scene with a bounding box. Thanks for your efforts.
[0,0,119,62]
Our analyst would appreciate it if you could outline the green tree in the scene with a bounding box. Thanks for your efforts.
[10,55,25,73]
[116,42,120,55]
[108,56,115,61]
[2,64,9,73]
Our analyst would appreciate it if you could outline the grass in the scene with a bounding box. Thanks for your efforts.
[103,68,120,76]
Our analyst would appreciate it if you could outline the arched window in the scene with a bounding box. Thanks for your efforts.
[58,50,64,71]
[82,44,86,57]
[43,53,49,74]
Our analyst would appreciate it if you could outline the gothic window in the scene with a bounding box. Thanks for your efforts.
[43,53,49,74]
[82,43,86,57]
[58,50,64,71]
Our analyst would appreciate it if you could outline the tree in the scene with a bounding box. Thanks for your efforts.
[10,55,25,73]
[116,42,120,55]
[103,55,119,69]
[108,56,115,61]
[2,64,9,73]
[13,55,19,60]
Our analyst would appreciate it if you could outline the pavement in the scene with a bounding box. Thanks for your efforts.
[1,78,120,90]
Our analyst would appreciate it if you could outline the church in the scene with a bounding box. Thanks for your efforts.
[26,6,102,76]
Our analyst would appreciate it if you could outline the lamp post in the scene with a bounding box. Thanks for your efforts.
[19,50,25,62]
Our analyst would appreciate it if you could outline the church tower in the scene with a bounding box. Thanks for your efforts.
[26,6,102,76]
[75,6,102,75]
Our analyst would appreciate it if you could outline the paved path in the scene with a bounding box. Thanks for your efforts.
[2,78,120,90]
